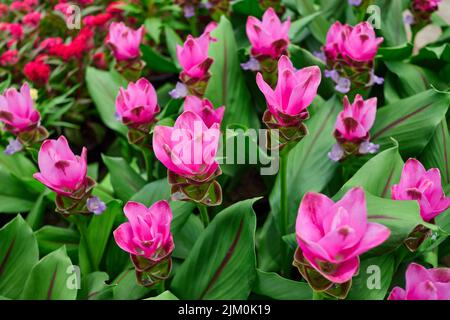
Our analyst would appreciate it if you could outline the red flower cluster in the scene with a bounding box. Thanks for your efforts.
[23,56,51,85]
[48,28,94,61]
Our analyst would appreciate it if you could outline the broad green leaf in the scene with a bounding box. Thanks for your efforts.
[269,96,340,235]
[257,214,282,272]
[141,44,179,73]
[35,226,79,261]
[380,0,407,46]
[0,215,39,299]
[172,214,204,259]
[335,144,404,199]
[231,0,264,17]
[289,11,323,44]
[78,272,114,300]
[164,26,182,68]
[294,0,330,43]
[171,198,258,299]
[377,43,413,61]
[85,67,128,135]
[21,247,77,300]
[112,268,152,300]
[80,200,121,272]
[102,155,146,202]
[26,191,49,230]
[205,16,259,129]
[146,290,179,300]
[420,119,450,185]
[253,269,312,300]
[371,90,450,157]
[346,254,395,300]
[145,17,162,44]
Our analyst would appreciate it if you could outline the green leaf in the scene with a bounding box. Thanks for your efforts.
[102,155,146,202]
[141,44,179,73]
[26,191,49,230]
[420,119,450,185]
[335,144,404,199]
[171,198,258,299]
[78,272,114,300]
[85,67,128,135]
[269,96,340,235]
[371,89,450,157]
[377,43,413,61]
[293,0,330,43]
[145,17,162,44]
[253,269,312,300]
[82,200,121,271]
[172,214,204,259]
[205,16,259,129]
[380,0,407,46]
[164,26,182,67]
[35,226,79,262]
[346,254,395,300]
[231,0,264,17]
[146,290,179,300]
[289,11,323,44]
[112,268,152,300]
[0,215,39,299]
[21,247,77,300]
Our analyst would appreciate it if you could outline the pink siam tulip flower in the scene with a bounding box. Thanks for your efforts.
[334,95,377,143]
[342,22,384,62]
[115,78,160,126]
[176,35,213,80]
[246,7,291,59]
[391,159,450,222]
[323,21,349,61]
[153,111,220,182]
[107,22,144,61]
[33,136,88,196]
[295,187,390,283]
[256,55,321,126]
[183,96,224,128]
[22,11,41,27]
[413,0,442,12]
[0,50,19,66]
[0,83,40,134]
[113,200,174,261]
[388,263,450,300]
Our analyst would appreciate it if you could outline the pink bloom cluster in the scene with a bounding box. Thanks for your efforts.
[296,187,390,284]
[392,159,450,222]
[389,263,450,300]
[107,22,144,62]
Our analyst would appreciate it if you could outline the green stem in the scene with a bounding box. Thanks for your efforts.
[189,16,199,37]
[424,246,439,268]
[198,205,210,227]
[142,148,154,182]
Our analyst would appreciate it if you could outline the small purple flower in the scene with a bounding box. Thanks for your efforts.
[404,13,415,25]
[367,70,384,87]
[241,57,261,71]
[335,77,351,94]
[328,143,345,162]
[313,50,327,62]
[114,112,122,122]
[359,141,380,155]
[184,5,195,18]
[4,138,23,155]
[201,1,214,10]
[87,196,107,215]
[348,0,362,6]
[169,82,189,99]
[324,69,341,83]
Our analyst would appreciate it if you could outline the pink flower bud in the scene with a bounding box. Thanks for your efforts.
[413,0,442,12]
[334,95,377,143]
[33,136,88,196]
[113,200,174,261]
[256,55,321,126]
[391,159,450,222]
[296,187,390,283]
[107,22,144,62]
[0,83,40,134]
[246,7,290,59]
[389,263,450,300]
[115,78,160,126]
[176,32,214,80]
[153,111,220,182]
[324,21,349,61]
[183,96,224,128]
[342,22,383,62]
